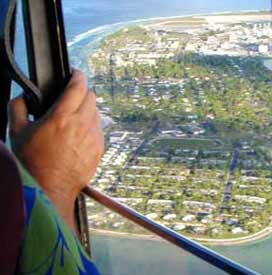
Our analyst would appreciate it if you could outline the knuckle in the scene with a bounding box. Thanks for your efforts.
[49,114,70,132]
[77,72,88,89]
[89,130,104,158]
[67,71,88,95]
[76,70,87,80]
[97,133,105,157]
[88,92,97,107]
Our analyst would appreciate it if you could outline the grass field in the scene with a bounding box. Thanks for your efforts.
[151,138,221,150]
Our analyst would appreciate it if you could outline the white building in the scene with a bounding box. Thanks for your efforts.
[259,44,269,54]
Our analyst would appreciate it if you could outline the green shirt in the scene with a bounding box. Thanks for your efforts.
[17,165,100,275]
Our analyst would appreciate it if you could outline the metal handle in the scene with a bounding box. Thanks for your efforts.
[22,0,71,118]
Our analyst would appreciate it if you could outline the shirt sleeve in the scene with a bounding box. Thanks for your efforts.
[16,163,100,275]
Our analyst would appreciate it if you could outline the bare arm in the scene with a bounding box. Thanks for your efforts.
[9,70,104,235]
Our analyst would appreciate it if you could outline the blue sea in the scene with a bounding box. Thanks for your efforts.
[15,0,272,274]
[62,0,269,40]
[15,0,271,73]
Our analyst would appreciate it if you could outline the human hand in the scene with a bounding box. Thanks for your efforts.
[9,70,104,229]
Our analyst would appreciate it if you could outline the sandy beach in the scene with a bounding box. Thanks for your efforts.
[147,11,272,30]
[90,223,272,247]
[201,12,272,24]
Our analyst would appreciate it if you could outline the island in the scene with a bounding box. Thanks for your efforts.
[87,11,272,245]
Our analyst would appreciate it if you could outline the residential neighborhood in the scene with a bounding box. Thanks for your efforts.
[88,125,272,240]
[86,12,272,242]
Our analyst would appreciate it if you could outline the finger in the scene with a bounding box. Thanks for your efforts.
[53,70,88,115]
[8,96,30,134]
[93,110,105,155]
[88,109,101,130]
[77,91,97,119]
[94,109,103,129]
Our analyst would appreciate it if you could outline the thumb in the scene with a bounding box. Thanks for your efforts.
[8,96,30,134]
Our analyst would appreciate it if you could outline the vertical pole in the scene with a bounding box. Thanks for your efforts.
[76,194,91,255]
[0,4,16,142]
[0,60,12,142]
[21,0,91,254]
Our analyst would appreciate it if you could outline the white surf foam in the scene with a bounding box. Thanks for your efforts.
[67,9,264,48]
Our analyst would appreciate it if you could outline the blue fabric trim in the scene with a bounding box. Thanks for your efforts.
[79,249,100,275]
[22,185,101,275]
[23,186,36,227]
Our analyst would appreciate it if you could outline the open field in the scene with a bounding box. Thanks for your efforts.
[151,138,222,150]
[147,11,272,30]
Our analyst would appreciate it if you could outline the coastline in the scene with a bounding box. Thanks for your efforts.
[77,7,272,273]
[68,9,268,48]
[68,9,271,78]
[90,224,272,247]
[81,8,272,254]
[68,9,271,75]
[64,4,272,272]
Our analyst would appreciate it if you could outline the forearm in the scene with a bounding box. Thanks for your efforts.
[21,163,88,237]
[18,160,81,236]
[9,70,104,239]
[43,188,80,237]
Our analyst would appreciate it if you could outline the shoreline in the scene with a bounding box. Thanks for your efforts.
[90,224,272,247]
[84,9,272,249]
[68,9,269,48]
[68,9,271,75]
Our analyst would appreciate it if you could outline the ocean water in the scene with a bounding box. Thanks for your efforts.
[90,234,272,275]
[90,235,227,275]
[15,0,271,72]
[14,0,272,274]
[62,0,270,41]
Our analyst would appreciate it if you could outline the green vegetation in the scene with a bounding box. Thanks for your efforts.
[95,53,272,132]
[152,138,219,150]
[88,21,272,241]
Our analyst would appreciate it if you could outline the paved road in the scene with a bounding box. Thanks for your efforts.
[220,146,240,213]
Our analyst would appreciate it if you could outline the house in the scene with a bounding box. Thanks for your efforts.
[146,213,159,220]
[182,214,195,222]
[232,227,245,235]
[234,195,266,205]
[163,214,177,221]
[173,224,186,231]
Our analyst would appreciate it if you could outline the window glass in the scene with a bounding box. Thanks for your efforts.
[15,1,272,274]
[13,0,28,94]
[86,197,227,275]
[64,2,271,274]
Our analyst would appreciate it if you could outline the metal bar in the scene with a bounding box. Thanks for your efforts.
[22,0,70,117]
[0,1,262,274]
[76,194,92,255]
[0,0,16,142]
[21,0,90,253]
[83,186,259,275]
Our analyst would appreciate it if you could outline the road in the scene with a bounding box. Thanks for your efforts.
[220,145,240,213]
